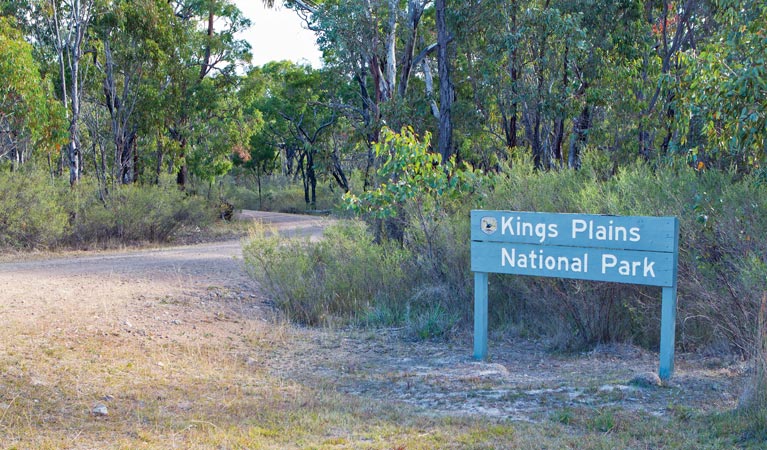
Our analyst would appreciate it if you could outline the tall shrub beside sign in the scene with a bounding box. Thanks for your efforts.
[471,211,680,380]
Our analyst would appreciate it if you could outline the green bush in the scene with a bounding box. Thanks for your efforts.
[0,171,214,249]
[481,156,767,351]
[385,152,764,352]
[0,169,69,249]
[69,175,213,245]
[243,220,414,326]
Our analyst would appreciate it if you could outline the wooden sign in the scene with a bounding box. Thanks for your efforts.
[471,210,680,380]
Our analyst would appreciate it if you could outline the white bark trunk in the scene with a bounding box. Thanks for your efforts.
[383,0,397,101]
[65,0,93,185]
[422,57,440,120]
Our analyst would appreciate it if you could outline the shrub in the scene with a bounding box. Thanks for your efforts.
[482,156,767,351]
[68,175,213,245]
[243,220,413,326]
[0,169,69,249]
[245,140,766,354]
[244,219,461,338]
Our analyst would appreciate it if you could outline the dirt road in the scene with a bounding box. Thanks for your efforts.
[0,210,746,445]
[0,210,326,336]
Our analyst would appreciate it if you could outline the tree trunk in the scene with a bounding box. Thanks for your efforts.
[68,0,86,186]
[507,5,519,150]
[568,105,591,169]
[436,0,454,161]
[501,5,519,153]
[175,7,214,189]
[256,169,262,210]
[399,0,426,98]
[382,0,397,101]
[176,136,188,188]
[531,17,549,171]
[200,9,214,80]
[155,134,164,183]
[354,68,378,191]
[307,149,317,207]
[51,0,70,178]
[330,138,349,192]
[103,38,141,184]
[552,46,569,167]
[422,53,440,119]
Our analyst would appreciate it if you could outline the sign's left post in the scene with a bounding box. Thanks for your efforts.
[474,271,489,360]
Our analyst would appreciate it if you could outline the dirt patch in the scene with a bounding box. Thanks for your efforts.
[260,325,744,422]
[0,210,746,430]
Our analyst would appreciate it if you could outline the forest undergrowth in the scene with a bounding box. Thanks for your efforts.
[245,151,767,358]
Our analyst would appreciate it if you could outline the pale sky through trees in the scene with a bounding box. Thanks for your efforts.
[233,1,322,68]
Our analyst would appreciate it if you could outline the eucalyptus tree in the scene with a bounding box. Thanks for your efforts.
[164,0,251,188]
[85,0,177,186]
[245,62,337,206]
[678,0,766,172]
[32,0,98,185]
[298,0,453,186]
[0,17,66,169]
[631,0,703,160]
[434,0,454,160]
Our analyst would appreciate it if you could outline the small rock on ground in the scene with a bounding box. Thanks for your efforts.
[92,404,109,416]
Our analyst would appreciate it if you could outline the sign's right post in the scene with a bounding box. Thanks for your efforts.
[659,219,680,381]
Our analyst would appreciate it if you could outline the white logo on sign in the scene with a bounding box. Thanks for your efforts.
[481,217,498,235]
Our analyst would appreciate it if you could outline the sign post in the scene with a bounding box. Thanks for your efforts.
[471,211,679,380]
[474,272,489,360]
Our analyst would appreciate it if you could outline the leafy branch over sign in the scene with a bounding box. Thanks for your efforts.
[343,126,480,218]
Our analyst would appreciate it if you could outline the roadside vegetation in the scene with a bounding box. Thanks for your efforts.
[243,128,767,448]
[245,129,767,356]
[0,170,214,250]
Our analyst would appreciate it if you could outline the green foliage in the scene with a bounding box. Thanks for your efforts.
[0,170,214,249]
[483,157,767,350]
[679,0,767,171]
[245,147,766,353]
[344,126,479,218]
[243,220,412,326]
[0,17,67,160]
[241,61,341,206]
[0,169,69,249]
[69,175,213,244]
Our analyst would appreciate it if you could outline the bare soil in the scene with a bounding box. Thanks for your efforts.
[0,210,746,429]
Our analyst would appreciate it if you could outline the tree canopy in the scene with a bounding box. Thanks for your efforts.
[0,0,764,197]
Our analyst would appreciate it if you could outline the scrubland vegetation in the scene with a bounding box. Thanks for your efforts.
[242,138,767,447]
[0,171,213,249]
[245,144,767,356]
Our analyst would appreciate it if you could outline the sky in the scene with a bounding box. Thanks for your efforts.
[233,1,323,68]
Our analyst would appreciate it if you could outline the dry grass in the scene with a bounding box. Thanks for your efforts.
[0,298,747,449]
[0,311,514,449]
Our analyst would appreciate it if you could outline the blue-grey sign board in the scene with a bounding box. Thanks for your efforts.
[471,242,676,287]
[470,210,680,380]
[471,211,677,253]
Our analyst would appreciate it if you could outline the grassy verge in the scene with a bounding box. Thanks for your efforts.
[0,323,760,449]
